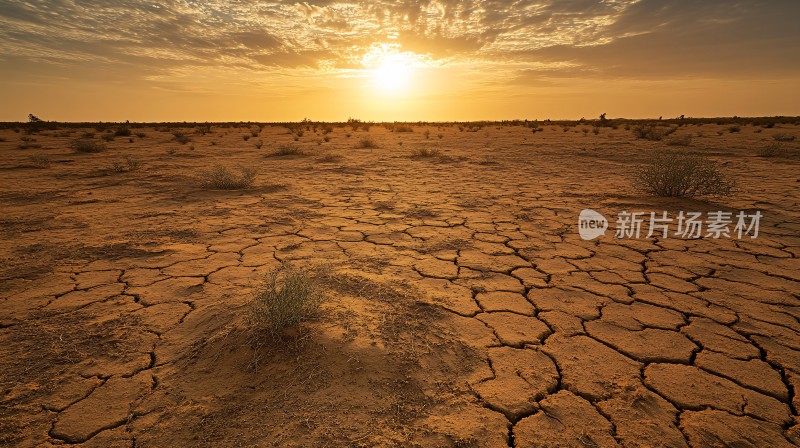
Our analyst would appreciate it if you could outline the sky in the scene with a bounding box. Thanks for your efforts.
[0,0,798,122]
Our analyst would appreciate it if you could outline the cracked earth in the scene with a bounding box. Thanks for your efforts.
[1,123,799,447]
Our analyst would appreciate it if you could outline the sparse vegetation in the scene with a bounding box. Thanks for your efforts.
[773,133,796,142]
[410,147,442,158]
[357,137,378,149]
[268,144,304,157]
[70,138,106,153]
[249,264,323,336]
[632,125,666,141]
[634,151,734,197]
[254,140,263,149]
[173,131,191,144]
[200,164,257,189]
[111,156,142,172]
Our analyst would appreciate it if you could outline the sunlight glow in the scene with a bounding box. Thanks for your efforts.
[362,44,426,95]
[372,54,413,92]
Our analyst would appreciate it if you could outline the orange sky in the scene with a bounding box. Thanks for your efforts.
[1,1,798,122]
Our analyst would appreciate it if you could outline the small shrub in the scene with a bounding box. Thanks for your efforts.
[410,147,442,158]
[323,135,330,142]
[633,151,734,197]
[254,140,263,149]
[114,127,131,137]
[268,144,304,157]
[173,132,191,144]
[728,125,741,133]
[394,125,413,132]
[111,156,142,172]
[101,133,115,142]
[437,133,444,139]
[423,130,431,139]
[70,139,106,153]
[200,164,257,189]
[773,133,796,142]
[82,132,95,138]
[356,137,378,149]
[135,132,146,138]
[632,125,665,141]
[666,134,692,146]
[249,265,323,336]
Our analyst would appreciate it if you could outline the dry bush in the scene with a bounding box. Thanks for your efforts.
[135,132,146,138]
[70,138,106,153]
[249,265,323,336]
[172,131,191,144]
[393,125,413,132]
[114,127,131,137]
[728,125,741,133]
[632,125,666,141]
[357,137,378,149]
[111,156,142,172]
[101,133,115,142]
[268,144,304,157]
[410,147,442,158]
[666,134,692,146]
[254,140,263,149]
[200,164,257,189]
[634,151,734,197]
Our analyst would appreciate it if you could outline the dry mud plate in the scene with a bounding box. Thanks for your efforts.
[1,123,799,447]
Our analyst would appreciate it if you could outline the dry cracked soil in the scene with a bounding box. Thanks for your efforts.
[0,122,799,447]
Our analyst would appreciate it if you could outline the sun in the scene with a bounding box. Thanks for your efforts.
[370,53,414,93]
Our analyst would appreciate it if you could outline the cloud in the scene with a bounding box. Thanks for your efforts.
[0,0,797,87]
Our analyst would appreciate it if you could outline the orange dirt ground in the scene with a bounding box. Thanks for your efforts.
[1,123,799,447]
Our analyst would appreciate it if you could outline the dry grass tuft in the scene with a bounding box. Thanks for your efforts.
[249,264,324,336]
[70,138,106,153]
[634,151,734,197]
[111,156,142,172]
[200,164,257,189]
[356,137,378,149]
[632,125,666,141]
[410,147,442,158]
[268,144,304,157]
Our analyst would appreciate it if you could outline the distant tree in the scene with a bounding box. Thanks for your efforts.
[599,113,608,123]
[28,113,43,123]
